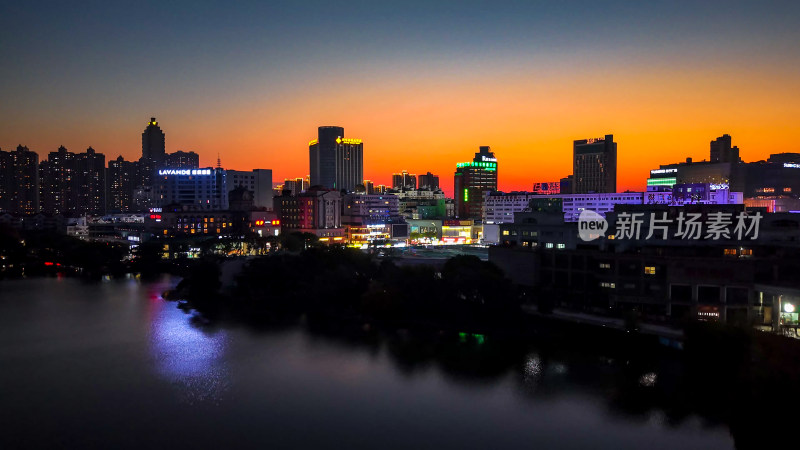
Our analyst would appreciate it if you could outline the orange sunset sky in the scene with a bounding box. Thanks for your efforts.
[1,2,798,196]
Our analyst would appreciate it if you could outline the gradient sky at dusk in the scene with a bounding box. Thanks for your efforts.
[2,1,799,195]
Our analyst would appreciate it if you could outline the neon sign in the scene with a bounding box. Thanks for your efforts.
[158,169,212,176]
[335,137,362,145]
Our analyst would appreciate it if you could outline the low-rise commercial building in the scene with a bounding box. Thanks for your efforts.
[276,188,345,243]
[491,204,800,331]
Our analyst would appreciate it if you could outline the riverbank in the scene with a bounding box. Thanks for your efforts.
[0,277,739,450]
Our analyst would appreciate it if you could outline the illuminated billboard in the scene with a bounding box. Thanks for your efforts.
[158,169,212,176]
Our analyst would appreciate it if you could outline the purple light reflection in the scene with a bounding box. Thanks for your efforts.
[146,284,229,405]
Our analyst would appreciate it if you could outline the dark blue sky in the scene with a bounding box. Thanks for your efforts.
[1,1,798,191]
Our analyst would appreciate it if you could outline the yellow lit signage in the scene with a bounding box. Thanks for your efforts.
[336,137,362,145]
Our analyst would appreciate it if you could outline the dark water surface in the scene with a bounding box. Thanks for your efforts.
[0,277,733,449]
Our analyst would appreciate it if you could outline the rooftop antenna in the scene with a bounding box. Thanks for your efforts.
[216,153,221,169]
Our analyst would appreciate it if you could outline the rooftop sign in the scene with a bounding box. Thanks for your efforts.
[336,137,362,145]
[158,169,212,176]
[650,168,678,175]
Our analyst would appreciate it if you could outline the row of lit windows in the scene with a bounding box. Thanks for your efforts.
[724,248,753,256]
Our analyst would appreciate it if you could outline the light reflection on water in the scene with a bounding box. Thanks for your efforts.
[145,284,229,405]
[0,277,737,449]
[523,353,543,384]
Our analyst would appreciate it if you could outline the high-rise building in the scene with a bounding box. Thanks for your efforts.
[392,170,417,189]
[418,172,440,190]
[309,126,363,192]
[40,146,76,215]
[454,146,498,220]
[107,156,136,212]
[0,148,8,212]
[573,134,617,194]
[710,134,741,163]
[74,147,105,215]
[0,145,39,215]
[226,169,273,210]
[140,117,166,187]
[363,180,375,194]
[165,150,199,169]
[40,146,106,215]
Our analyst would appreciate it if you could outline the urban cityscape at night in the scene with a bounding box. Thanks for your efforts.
[2,1,800,449]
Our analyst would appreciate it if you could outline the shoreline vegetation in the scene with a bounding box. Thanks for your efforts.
[168,247,800,449]
[4,229,800,447]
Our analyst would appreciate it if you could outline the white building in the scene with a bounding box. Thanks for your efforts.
[484,184,743,243]
[561,192,645,222]
[557,185,742,222]
[484,192,545,224]
[226,169,273,210]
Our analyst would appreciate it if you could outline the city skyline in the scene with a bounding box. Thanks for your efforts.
[4,4,800,449]
[0,118,790,198]
[2,1,799,195]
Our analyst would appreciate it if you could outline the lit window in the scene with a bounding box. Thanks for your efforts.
[599,263,610,269]
[545,243,554,249]
[644,266,656,275]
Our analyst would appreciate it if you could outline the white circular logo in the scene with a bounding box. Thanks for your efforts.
[578,209,608,241]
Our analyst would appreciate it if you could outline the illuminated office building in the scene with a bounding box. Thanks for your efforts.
[155,168,228,210]
[573,134,617,194]
[309,126,363,192]
[454,146,498,220]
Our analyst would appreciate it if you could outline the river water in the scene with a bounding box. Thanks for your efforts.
[0,277,734,449]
